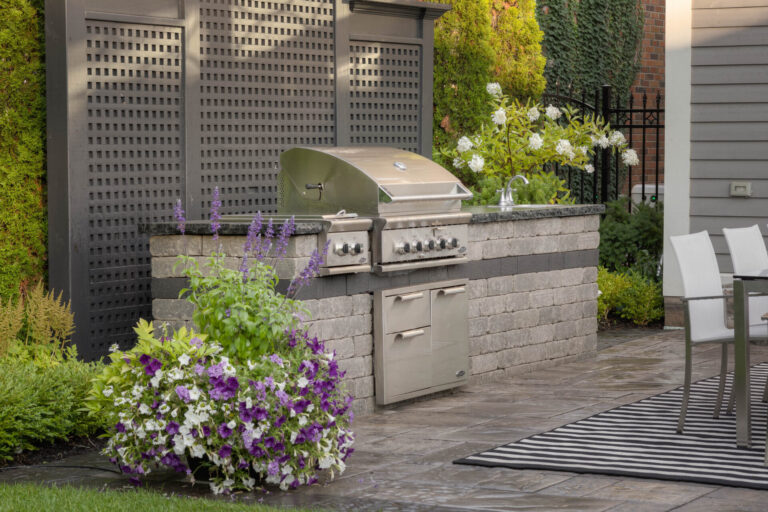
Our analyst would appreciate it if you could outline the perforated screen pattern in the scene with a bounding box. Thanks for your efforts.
[85,21,183,353]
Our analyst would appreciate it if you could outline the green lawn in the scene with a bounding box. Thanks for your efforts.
[0,483,323,512]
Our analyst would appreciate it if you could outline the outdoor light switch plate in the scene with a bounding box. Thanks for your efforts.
[730,181,752,197]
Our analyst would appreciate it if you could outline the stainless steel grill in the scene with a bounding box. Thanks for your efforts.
[279,146,473,273]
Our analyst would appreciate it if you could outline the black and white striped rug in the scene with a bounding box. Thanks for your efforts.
[455,364,768,489]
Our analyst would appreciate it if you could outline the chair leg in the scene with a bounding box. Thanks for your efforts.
[727,382,736,414]
[678,339,693,434]
[714,343,728,419]
[763,374,768,403]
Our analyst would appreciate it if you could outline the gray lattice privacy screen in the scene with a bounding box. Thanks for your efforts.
[46,0,448,359]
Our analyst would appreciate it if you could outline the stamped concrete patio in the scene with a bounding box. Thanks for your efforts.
[3,328,768,511]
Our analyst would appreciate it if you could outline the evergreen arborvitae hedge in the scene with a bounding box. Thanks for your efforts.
[429,0,546,152]
[0,0,47,300]
[489,0,546,99]
[537,0,644,99]
[428,0,495,152]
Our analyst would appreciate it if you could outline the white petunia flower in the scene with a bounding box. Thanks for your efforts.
[486,82,502,97]
[109,343,119,353]
[139,403,151,415]
[468,154,485,173]
[188,387,201,401]
[584,164,595,174]
[526,107,540,122]
[528,133,543,151]
[456,136,473,154]
[452,157,465,170]
[621,149,640,166]
[227,420,236,430]
[178,353,190,366]
[318,455,334,469]
[491,107,507,126]
[297,376,309,388]
[102,386,114,397]
[609,130,626,146]
[545,104,562,120]
[298,415,308,427]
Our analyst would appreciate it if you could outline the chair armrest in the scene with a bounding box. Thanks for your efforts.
[681,295,727,303]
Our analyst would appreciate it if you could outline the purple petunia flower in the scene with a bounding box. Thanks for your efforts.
[175,385,191,403]
[139,354,162,377]
[209,186,222,241]
[174,198,186,235]
[209,376,239,401]
[267,460,280,476]
[207,362,224,379]
[269,354,283,366]
[115,422,126,433]
[190,337,203,348]
[217,422,233,439]
[166,421,180,435]
[202,425,211,437]
[218,444,232,459]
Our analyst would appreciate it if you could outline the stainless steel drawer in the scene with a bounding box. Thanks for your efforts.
[380,327,432,398]
[381,289,430,334]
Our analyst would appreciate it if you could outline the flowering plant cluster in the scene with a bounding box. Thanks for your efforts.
[441,83,639,205]
[87,320,354,494]
[175,190,329,361]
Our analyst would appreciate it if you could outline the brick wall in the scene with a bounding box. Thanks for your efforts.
[628,0,665,195]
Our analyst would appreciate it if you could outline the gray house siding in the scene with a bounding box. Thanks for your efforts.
[691,0,768,272]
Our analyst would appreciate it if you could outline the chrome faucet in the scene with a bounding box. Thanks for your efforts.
[498,175,529,206]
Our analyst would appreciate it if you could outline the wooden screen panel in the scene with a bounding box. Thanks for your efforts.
[85,21,184,354]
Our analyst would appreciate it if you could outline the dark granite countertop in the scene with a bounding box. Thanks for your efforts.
[142,204,604,236]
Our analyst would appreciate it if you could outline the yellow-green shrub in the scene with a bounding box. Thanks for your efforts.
[0,0,47,301]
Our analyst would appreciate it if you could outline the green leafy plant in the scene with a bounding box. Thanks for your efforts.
[88,320,354,494]
[597,267,663,326]
[0,0,47,302]
[0,358,104,462]
[599,197,663,281]
[0,281,76,366]
[440,85,636,204]
[537,0,644,98]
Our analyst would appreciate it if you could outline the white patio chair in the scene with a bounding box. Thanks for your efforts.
[670,231,735,433]
[723,224,768,404]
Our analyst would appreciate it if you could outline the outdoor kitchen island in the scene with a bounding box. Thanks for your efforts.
[147,204,603,417]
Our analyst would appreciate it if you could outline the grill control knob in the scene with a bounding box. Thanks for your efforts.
[353,243,363,254]
[451,238,459,248]
[334,243,347,256]
[342,243,350,254]
[439,238,448,250]
[403,242,411,253]
[425,240,435,251]
[414,241,423,252]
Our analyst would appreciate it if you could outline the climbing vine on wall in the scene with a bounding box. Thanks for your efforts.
[537,0,644,99]
[0,0,47,301]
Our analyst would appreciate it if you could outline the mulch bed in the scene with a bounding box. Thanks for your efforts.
[2,437,106,468]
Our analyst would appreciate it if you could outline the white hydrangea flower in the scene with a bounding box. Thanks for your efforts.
[584,164,595,174]
[102,386,114,397]
[555,139,573,157]
[452,157,465,169]
[486,82,502,97]
[178,353,190,366]
[468,154,484,173]
[457,136,473,154]
[109,343,119,353]
[593,134,610,149]
[528,133,543,151]
[526,107,540,122]
[609,130,626,146]
[545,104,562,120]
[621,149,640,166]
[491,107,507,126]
[578,145,589,156]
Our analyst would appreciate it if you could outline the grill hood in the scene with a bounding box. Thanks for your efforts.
[278,146,472,217]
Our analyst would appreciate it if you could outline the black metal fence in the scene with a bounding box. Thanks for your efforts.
[542,85,664,207]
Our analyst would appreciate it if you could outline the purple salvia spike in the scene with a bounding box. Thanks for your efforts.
[243,212,262,255]
[209,186,222,241]
[286,241,329,297]
[174,199,186,235]
[258,218,274,261]
[239,251,250,283]
[274,216,295,259]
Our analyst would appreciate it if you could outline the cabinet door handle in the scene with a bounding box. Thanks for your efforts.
[395,329,425,341]
[395,292,424,302]
[438,286,466,296]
